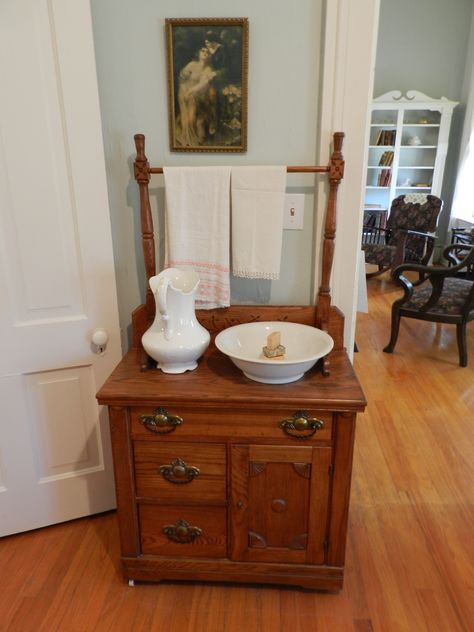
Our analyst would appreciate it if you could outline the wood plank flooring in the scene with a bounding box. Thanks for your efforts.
[1,277,473,631]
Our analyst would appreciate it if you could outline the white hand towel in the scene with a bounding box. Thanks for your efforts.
[231,166,286,279]
[163,166,231,309]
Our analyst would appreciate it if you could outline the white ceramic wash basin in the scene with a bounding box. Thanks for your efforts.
[215,321,334,384]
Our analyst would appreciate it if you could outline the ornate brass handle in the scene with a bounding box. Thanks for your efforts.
[163,519,202,543]
[140,407,183,434]
[278,410,324,440]
[159,458,200,484]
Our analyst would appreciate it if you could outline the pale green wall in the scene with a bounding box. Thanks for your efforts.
[374,0,472,100]
[374,0,474,247]
[90,0,324,347]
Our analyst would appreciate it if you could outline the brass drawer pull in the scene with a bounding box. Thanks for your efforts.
[159,458,200,484]
[278,410,324,440]
[163,519,202,543]
[140,407,183,434]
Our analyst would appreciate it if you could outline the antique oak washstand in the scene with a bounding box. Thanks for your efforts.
[96,133,366,590]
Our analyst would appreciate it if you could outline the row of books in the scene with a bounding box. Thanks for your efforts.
[377,169,392,186]
[374,129,396,146]
[378,150,394,166]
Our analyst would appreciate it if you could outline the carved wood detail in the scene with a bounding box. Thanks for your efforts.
[289,533,308,550]
[131,302,345,352]
[197,310,294,335]
[134,134,155,320]
[316,131,345,376]
[248,531,267,549]
[249,461,266,477]
[292,463,311,478]
[270,498,288,513]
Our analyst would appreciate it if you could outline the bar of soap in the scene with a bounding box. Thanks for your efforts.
[266,331,281,350]
[263,344,286,358]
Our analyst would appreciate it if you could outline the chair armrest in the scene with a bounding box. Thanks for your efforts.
[400,229,436,240]
[390,264,445,312]
[443,243,474,267]
[393,245,474,279]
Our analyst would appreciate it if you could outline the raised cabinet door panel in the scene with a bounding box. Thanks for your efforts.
[230,444,331,564]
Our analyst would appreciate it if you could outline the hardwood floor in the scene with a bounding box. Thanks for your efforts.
[1,277,473,632]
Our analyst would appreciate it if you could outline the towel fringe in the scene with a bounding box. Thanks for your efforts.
[233,270,280,280]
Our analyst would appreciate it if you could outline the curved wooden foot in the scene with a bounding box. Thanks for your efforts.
[383,309,401,353]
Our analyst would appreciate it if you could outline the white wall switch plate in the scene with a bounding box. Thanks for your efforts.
[283,193,304,230]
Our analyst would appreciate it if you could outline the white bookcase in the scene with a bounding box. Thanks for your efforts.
[364,91,458,215]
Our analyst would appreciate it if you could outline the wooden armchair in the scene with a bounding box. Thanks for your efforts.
[384,244,474,366]
[362,194,442,278]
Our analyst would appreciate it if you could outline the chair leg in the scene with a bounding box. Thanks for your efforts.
[383,308,401,353]
[456,323,468,367]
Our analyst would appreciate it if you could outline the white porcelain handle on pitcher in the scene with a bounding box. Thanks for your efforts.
[155,276,173,341]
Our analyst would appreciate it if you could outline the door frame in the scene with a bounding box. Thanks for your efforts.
[317,0,380,356]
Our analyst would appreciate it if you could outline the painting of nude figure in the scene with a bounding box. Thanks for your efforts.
[165,18,248,152]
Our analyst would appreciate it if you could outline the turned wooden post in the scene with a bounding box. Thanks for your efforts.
[316,132,345,375]
[133,134,156,321]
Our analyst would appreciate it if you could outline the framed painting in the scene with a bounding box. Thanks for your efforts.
[165,18,249,152]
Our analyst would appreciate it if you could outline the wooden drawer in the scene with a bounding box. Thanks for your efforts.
[130,406,333,444]
[134,441,226,503]
[139,504,227,558]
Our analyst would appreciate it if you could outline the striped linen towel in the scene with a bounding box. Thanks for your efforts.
[163,166,231,309]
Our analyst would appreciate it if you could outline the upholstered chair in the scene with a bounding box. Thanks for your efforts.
[384,244,474,366]
[362,194,443,278]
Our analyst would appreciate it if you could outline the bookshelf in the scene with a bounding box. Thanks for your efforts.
[364,90,458,214]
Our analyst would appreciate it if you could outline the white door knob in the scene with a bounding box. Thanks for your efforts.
[91,328,109,354]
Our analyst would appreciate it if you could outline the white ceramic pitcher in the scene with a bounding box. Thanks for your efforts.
[142,268,210,373]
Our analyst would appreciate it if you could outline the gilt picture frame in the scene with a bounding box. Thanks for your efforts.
[165,18,249,152]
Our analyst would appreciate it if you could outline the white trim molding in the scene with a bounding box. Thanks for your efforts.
[317,0,380,358]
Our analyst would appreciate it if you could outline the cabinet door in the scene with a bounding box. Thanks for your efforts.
[230,444,331,564]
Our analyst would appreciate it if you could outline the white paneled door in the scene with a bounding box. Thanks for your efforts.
[0,0,122,535]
